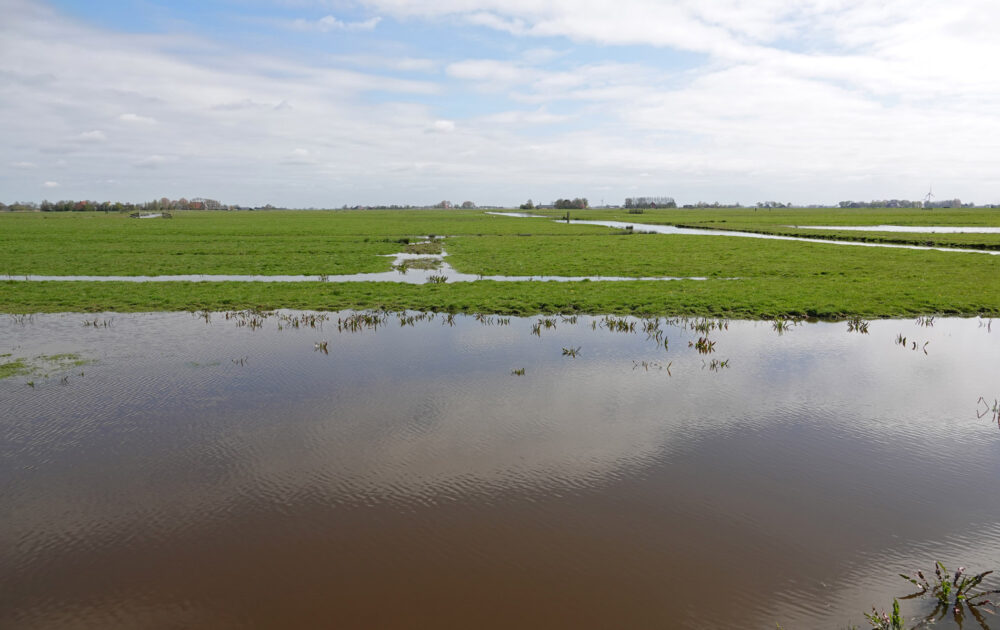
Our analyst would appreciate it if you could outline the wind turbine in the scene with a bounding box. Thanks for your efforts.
[923,185,934,208]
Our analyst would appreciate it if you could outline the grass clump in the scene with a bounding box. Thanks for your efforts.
[0,353,94,381]
[404,241,444,255]
[394,257,441,272]
[0,357,30,379]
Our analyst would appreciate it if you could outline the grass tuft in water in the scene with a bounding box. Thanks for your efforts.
[978,396,1000,425]
[772,318,795,334]
[82,317,113,328]
[847,317,871,334]
[602,315,636,333]
[896,561,1000,628]
[337,311,388,333]
[690,336,716,354]
[864,598,904,630]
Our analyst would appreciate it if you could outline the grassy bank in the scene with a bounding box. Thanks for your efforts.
[3,276,998,318]
[445,232,1000,278]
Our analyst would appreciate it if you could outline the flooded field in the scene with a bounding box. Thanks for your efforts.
[2,312,999,629]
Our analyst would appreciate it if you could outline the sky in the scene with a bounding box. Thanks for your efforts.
[2,0,1000,208]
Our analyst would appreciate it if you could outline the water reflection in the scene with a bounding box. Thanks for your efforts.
[1,314,999,629]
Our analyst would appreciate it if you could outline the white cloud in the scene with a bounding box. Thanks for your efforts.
[447,59,535,84]
[280,148,317,165]
[289,15,382,32]
[11,161,37,169]
[427,119,456,133]
[77,130,107,143]
[479,109,568,125]
[135,155,174,169]
[42,181,60,188]
[328,54,438,73]
[119,113,157,124]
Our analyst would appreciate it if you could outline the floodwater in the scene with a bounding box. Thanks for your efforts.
[2,313,1000,629]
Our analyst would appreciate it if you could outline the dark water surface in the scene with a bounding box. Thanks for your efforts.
[2,313,999,629]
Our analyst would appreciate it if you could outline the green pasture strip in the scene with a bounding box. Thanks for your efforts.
[0,210,603,276]
[2,236,401,276]
[3,275,998,318]
[445,233,1000,279]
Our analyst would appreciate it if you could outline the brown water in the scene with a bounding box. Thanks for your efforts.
[2,313,999,629]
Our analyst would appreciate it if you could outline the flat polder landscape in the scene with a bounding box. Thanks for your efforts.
[2,207,1000,317]
[3,208,1000,629]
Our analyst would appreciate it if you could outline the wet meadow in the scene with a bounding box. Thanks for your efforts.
[3,208,1000,628]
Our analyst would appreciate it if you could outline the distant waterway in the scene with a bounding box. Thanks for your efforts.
[488,212,1000,255]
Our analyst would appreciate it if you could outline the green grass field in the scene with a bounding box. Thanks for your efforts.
[0,209,600,276]
[2,208,999,317]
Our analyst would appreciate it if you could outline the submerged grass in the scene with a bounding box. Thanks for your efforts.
[0,357,29,379]
[0,353,93,380]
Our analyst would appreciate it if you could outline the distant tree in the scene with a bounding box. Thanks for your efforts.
[519,199,535,210]
[460,200,476,209]
[554,197,588,209]
[433,200,453,209]
[625,196,675,209]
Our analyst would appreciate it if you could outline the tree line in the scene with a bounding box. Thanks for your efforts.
[837,199,967,208]
[0,197,259,212]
